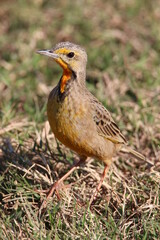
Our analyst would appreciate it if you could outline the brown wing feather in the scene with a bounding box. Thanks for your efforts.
[90,95,127,144]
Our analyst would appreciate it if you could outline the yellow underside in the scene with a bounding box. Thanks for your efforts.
[47,95,91,156]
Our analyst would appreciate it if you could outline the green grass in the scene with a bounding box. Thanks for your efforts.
[0,0,160,239]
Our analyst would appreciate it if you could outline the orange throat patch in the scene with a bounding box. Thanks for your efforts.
[60,69,72,93]
[55,58,72,93]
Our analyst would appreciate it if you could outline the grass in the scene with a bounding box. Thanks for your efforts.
[0,0,160,239]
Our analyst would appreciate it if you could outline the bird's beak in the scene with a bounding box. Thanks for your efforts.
[36,49,59,59]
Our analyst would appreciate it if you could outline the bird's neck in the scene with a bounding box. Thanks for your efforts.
[77,69,86,87]
[59,68,86,94]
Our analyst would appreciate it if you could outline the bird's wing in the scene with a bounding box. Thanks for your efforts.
[90,95,127,144]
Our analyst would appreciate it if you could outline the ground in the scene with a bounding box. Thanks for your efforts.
[0,0,160,239]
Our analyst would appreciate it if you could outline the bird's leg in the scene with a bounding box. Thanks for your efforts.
[39,156,87,213]
[89,164,110,206]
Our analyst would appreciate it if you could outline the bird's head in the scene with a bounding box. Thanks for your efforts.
[37,42,87,75]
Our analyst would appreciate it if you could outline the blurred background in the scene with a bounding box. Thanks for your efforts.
[0,0,160,239]
[1,0,160,130]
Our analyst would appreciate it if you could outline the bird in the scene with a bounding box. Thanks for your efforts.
[37,41,148,209]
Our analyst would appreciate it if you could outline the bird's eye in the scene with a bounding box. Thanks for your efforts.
[67,52,75,58]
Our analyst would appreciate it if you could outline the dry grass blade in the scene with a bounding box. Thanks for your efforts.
[0,120,34,135]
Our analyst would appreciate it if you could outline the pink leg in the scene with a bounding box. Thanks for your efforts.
[89,164,109,205]
[39,157,86,213]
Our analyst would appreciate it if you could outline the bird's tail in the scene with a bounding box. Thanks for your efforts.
[120,146,153,166]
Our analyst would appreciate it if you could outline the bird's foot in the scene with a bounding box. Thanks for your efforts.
[39,180,70,215]
[89,189,99,206]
